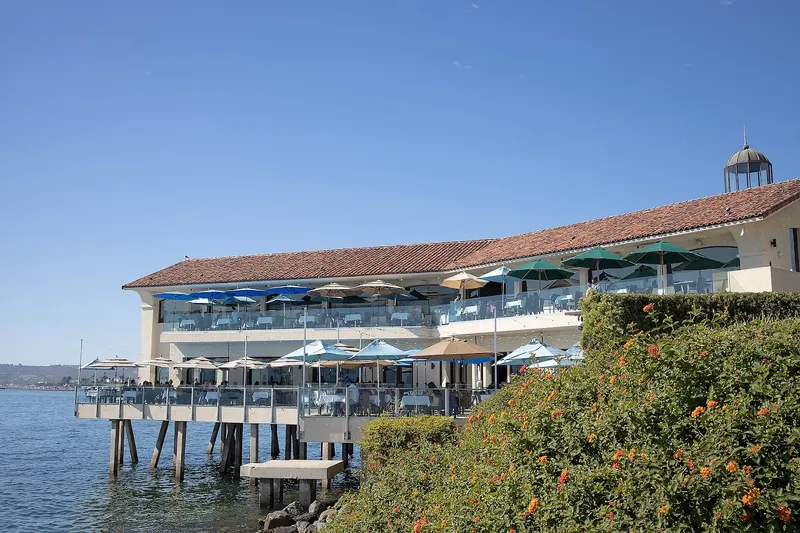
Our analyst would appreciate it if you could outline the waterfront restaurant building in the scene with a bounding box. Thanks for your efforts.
[123,159,800,389]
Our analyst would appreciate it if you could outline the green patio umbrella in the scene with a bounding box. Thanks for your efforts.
[563,247,634,271]
[508,259,575,290]
[722,257,740,268]
[622,265,658,280]
[673,257,725,272]
[624,240,705,265]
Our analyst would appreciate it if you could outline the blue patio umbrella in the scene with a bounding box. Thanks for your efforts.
[481,265,511,306]
[226,287,270,297]
[222,296,257,305]
[153,291,193,301]
[189,289,228,300]
[281,340,354,391]
[351,340,407,387]
[265,285,311,295]
[495,340,566,366]
[566,343,585,360]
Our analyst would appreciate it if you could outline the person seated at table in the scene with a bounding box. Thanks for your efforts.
[193,379,200,387]
[345,377,359,415]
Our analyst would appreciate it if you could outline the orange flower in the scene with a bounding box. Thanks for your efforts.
[591,401,598,412]
[538,455,548,464]
[430,455,436,463]
[413,489,419,496]
[588,433,595,443]
[467,415,474,424]
[674,449,684,460]
[522,421,528,429]
[750,444,761,454]
[507,399,515,407]
[509,465,516,473]
[393,505,401,513]
[627,449,636,460]
[546,390,556,402]
[648,345,659,358]
[413,522,422,533]
[741,512,752,521]
[500,410,507,419]
[700,466,711,478]
[451,474,456,482]
[559,469,568,483]
[758,408,770,416]
[742,487,761,506]
[519,365,527,373]
[551,408,565,419]
[687,460,695,470]
[726,461,737,472]
[700,350,709,356]
[706,400,718,409]
[743,465,753,474]
[658,505,668,517]
[606,512,614,521]
[643,303,654,313]
[624,338,635,350]
[488,414,495,424]
[421,473,427,480]
[612,461,620,469]
[779,505,791,522]
[691,406,705,418]
[613,449,625,461]
[609,375,617,385]
[618,355,626,367]
[527,497,540,514]
[492,474,499,483]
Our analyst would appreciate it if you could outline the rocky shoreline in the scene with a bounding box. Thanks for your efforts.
[257,494,343,533]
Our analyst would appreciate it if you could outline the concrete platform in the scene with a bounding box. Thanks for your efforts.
[240,459,345,509]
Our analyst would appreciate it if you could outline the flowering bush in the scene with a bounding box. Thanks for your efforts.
[327,312,800,532]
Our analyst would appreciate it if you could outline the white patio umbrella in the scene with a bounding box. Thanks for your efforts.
[139,357,174,367]
[441,272,488,291]
[218,359,267,370]
[350,339,407,388]
[89,357,140,384]
[174,357,220,370]
[308,283,358,298]
[354,280,407,297]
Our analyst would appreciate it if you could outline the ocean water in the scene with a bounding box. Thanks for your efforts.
[0,390,359,533]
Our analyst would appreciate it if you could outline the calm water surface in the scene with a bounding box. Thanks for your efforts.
[0,390,359,533]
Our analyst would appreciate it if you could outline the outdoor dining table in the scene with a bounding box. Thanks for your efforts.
[214,318,232,329]
[179,319,196,330]
[390,312,409,326]
[252,391,270,404]
[400,394,431,408]
[505,299,523,310]
[298,315,317,326]
[256,317,273,328]
[122,390,138,403]
[462,305,479,318]
[205,391,220,403]
[344,314,361,326]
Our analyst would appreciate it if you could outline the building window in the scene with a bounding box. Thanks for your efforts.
[791,228,800,272]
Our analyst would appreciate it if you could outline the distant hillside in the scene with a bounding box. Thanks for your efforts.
[0,364,78,386]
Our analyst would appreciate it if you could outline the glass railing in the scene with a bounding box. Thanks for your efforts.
[75,385,287,409]
[159,270,732,332]
[161,303,431,332]
[299,385,495,417]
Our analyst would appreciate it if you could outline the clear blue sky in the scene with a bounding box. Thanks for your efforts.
[1,1,799,365]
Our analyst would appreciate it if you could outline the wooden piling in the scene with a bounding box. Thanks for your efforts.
[124,420,139,464]
[219,423,235,474]
[117,418,125,467]
[283,425,292,460]
[292,426,300,459]
[207,422,220,455]
[220,423,227,456]
[110,420,121,478]
[321,441,333,489]
[342,443,348,469]
[249,424,259,487]
[173,422,178,467]
[234,424,243,477]
[150,421,169,470]
[270,424,279,459]
[175,421,187,482]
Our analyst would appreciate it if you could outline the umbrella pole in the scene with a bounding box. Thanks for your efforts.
[493,307,498,391]
[75,339,83,413]
[302,306,307,415]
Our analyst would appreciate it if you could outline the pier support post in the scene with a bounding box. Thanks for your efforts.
[175,421,187,482]
[234,424,243,478]
[342,443,349,468]
[292,427,300,460]
[321,442,334,489]
[207,422,220,455]
[150,421,169,470]
[220,423,227,456]
[298,441,307,460]
[259,478,284,509]
[124,420,138,464]
[172,422,178,467]
[270,424,279,459]
[117,418,125,467]
[284,425,292,460]
[219,423,235,475]
[299,479,316,510]
[110,420,121,478]
[249,424,259,487]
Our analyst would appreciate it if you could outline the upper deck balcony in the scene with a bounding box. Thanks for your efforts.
[157,267,751,344]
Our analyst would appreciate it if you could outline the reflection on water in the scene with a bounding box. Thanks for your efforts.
[0,390,359,533]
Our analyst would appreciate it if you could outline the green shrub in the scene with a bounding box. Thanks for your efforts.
[329,317,800,532]
[360,415,459,463]
[581,292,800,351]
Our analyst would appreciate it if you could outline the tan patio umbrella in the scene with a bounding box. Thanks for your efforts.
[89,357,140,384]
[312,359,395,369]
[174,356,220,370]
[354,280,407,296]
[139,357,174,368]
[218,359,267,370]
[333,342,359,354]
[408,338,493,361]
[308,283,358,298]
[440,272,488,292]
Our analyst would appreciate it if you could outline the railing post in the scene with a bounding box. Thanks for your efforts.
[141,386,146,420]
[166,385,171,421]
[394,388,400,416]
[191,387,196,421]
[444,389,450,417]
[270,386,275,425]
[344,389,350,441]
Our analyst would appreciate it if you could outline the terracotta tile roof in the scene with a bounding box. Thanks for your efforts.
[124,179,800,289]
[123,239,497,289]
[451,178,800,268]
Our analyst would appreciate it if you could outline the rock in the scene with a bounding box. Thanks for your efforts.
[270,526,297,533]
[318,509,337,523]
[314,521,328,531]
[258,518,266,529]
[283,501,305,518]
[264,510,295,530]
[296,521,312,533]
[308,499,334,518]
[293,513,315,523]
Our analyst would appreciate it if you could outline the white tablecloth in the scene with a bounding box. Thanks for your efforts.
[319,393,345,405]
[256,317,273,326]
[391,312,409,322]
[205,391,220,402]
[252,391,270,401]
[123,391,138,400]
[505,300,522,309]
[344,314,361,324]
[180,319,196,329]
[401,395,431,408]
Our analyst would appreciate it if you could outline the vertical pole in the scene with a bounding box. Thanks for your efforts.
[220,423,227,456]
[284,425,293,460]
[175,421,186,482]
[125,420,139,464]
[75,339,83,416]
[150,420,169,470]
[271,423,280,459]
[234,424,243,477]
[321,442,333,489]
[302,307,307,415]
[117,418,125,467]
[173,422,178,467]
[249,424,259,487]
[342,443,349,468]
[292,427,300,459]
[207,422,220,455]
[493,306,498,390]
[110,420,120,478]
